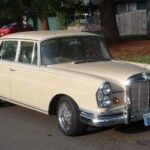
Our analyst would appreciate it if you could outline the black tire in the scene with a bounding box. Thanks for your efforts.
[57,96,85,136]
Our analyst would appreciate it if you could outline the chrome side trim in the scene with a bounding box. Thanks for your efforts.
[0,96,48,114]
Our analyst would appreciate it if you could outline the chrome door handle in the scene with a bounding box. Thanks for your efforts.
[10,68,16,71]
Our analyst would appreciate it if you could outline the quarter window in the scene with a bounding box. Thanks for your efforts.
[19,41,37,65]
[118,4,128,13]
[0,41,18,61]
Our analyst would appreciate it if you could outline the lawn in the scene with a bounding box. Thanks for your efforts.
[109,40,150,64]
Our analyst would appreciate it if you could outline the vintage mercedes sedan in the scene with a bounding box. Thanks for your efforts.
[0,31,150,136]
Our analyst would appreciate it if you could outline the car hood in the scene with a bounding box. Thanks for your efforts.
[49,60,146,87]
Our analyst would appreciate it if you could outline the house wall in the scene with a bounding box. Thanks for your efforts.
[28,17,59,31]
[116,10,147,35]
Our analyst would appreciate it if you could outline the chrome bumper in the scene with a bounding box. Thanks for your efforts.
[80,109,146,127]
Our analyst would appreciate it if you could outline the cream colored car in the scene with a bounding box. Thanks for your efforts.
[0,31,150,136]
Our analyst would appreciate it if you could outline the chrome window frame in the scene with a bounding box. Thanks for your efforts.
[17,40,38,66]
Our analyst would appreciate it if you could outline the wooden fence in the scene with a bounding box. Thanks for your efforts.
[116,10,147,35]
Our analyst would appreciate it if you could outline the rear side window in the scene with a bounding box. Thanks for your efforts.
[0,41,18,61]
[19,41,37,65]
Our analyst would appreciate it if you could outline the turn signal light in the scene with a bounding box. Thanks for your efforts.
[113,97,120,104]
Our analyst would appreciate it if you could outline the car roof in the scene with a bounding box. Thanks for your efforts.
[1,31,100,41]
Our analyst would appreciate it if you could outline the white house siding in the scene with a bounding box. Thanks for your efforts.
[116,10,147,35]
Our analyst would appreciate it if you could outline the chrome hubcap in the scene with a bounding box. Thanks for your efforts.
[58,103,72,131]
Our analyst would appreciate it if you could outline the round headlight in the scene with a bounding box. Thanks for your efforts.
[101,83,111,95]
[96,82,112,108]
[100,96,112,108]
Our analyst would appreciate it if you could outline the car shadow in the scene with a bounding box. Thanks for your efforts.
[115,121,150,134]
[0,101,15,108]
[81,121,150,136]
[82,126,115,136]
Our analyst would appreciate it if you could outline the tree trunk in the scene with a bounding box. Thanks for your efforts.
[40,16,50,30]
[98,0,120,43]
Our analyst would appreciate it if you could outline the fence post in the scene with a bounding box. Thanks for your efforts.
[147,0,150,35]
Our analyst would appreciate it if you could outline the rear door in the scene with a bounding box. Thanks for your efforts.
[10,41,40,108]
[0,40,18,99]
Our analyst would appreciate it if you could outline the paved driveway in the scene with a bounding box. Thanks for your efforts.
[0,105,150,150]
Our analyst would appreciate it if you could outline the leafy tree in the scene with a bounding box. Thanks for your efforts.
[22,0,82,30]
[0,0,120,43]
[56,0,83,29]
[0,0,70,30]
[0,0,24,25]
[21,0,56,30]
[0,0,82,30]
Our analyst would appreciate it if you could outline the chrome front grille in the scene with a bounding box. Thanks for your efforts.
[130,81,150,115]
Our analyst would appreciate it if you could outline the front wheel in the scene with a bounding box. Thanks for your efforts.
[57,96,85,136]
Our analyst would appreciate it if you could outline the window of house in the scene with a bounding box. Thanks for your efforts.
[118,3,128,13]
[137,2,146,10]
[19,41,37,65]
[128,2,137,12]
[0,41,18,61]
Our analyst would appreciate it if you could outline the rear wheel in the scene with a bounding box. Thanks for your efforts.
[57,96,85,136]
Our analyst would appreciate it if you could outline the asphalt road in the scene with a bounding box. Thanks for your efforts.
[0,104,150,150]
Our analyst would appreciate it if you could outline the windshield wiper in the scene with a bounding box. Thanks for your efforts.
[74,57,100,64]
[74,57,110,64]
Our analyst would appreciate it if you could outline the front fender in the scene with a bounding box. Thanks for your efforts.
[38,68,106,113]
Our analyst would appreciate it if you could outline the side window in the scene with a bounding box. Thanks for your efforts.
[19,41,37,65]
[0,41,18,61]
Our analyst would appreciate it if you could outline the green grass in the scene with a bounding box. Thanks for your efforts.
[114,56,150,64]
[135,56,150,64]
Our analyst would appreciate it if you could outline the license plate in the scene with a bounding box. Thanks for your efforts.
[143,113,150,126]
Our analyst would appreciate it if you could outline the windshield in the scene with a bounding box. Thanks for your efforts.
[40,36,111,65]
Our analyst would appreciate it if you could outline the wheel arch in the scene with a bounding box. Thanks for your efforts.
[48,94,78,115]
